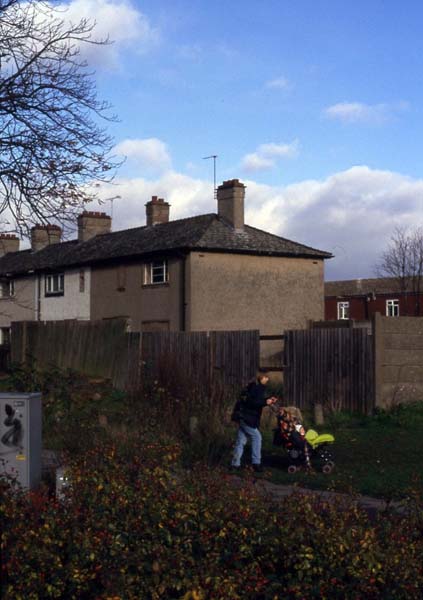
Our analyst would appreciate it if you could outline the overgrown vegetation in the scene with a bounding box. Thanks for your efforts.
[2,433,423,599]
[2,363,423,598]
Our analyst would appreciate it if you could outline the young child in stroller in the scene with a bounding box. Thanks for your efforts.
[274,407,335,473]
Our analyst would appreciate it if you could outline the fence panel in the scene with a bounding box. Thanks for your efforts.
[140,330,259,397]
[284,328,374,413]
[10,321,260,393]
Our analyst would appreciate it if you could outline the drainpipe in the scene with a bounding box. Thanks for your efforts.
[37,274,41,321]
[180,254,187,331]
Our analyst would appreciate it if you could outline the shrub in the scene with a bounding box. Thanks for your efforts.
[2,433,423,599]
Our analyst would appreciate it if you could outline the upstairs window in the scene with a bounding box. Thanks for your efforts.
[143,260,168,285]
[337,301,350,320]
[386,299,399,317]
[45,273,64,296]
[0,280,14,298]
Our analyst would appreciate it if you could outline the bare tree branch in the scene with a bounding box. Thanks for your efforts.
[375,226,423,316]
[0,0,120,236]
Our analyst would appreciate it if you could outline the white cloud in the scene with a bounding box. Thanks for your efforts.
[324,101,408,124]
[241,154,275,172]
[113,138,171,173]
[88,164,423,281]
[58,0,159,67]
[265,76,291,90]
[241,141,299,172]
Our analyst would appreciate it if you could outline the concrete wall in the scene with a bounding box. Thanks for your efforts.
[0,276,36,328]
[374,313,423,408]
[40,268,91,321]
[187,252,325,333]
[90,258,183,331]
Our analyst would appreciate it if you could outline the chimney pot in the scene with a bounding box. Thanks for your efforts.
[0,233,20,256]
[77,211,111,242]
[146,196,170,226]
[217,178,246,230]
[31,224,62,252]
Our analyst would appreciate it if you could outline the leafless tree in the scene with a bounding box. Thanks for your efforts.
[376,226,423,316]
[0,0,119,236]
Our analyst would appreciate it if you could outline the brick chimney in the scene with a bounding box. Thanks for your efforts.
[31,225,62,252]
[217,179,246,231]
[77,211,111,242]
[145,196,170,226]
[0,234,20,257]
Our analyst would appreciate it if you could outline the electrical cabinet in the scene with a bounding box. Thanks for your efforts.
[0,393,42,489]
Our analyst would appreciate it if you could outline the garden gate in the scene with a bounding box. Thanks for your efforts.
[283,327,374,414]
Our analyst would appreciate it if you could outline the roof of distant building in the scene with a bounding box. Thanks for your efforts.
[325,276,408,297]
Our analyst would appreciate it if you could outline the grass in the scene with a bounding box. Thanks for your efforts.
[2,362,422,501]
[259,402,423,500]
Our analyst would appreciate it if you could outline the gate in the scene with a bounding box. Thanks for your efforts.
[284,328,374,414]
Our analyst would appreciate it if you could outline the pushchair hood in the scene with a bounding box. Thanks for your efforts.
[305,429,335,449]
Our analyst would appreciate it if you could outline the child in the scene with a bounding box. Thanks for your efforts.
[277,408,312,469]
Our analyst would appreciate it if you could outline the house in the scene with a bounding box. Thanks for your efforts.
[0,179,332,340]
[325,277,423,321]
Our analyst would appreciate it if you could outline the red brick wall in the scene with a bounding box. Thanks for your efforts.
[325,292,423,320]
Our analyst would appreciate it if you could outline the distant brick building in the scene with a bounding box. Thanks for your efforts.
[325,277,423,321]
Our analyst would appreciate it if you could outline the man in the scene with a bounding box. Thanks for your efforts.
[231,369,277,472]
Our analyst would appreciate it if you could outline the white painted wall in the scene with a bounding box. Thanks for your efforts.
[39,267,91,321]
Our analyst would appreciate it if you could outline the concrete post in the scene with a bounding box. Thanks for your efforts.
[372,312,384,410]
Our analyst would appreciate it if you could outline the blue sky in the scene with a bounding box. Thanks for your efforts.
[60,0,423,280]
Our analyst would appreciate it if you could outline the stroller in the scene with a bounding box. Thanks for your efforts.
[273,409,335,474]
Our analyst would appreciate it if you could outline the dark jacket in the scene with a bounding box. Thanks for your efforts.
[240,381,269,429]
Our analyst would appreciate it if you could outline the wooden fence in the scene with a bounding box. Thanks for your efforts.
[10,320,260,394]
[284,327,374,414]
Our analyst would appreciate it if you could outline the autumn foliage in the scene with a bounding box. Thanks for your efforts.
[2,434,423,600]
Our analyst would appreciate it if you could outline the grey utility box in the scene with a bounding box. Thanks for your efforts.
[0,393,42,489]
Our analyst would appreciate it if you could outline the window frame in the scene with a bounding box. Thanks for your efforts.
[337,301,350,320]
[45,273,65,297]
[143,259,169,286]
[0,279,14,298]
[386,299,399,317]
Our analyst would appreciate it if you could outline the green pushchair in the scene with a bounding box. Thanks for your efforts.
[273,424,335,474]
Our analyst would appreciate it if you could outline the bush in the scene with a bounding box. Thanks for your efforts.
[2,433,423,599]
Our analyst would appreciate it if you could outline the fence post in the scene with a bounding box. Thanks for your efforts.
[372,312,384,410]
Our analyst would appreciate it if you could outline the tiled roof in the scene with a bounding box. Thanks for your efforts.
[325,277,405,297]
[0,214,332,276]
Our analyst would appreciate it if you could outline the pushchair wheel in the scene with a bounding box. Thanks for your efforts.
[288,465,298,474]
[322,463,334,474]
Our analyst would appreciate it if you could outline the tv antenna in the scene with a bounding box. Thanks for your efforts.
[202,154,218,199]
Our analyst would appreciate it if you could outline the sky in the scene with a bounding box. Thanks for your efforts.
[58,0,423,280]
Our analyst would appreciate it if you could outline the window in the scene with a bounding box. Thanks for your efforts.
[0,280,14,298]
[45,273,64,296]
[386,299,399,317]
[337,301,350,320]
[0,327,10,345]
[143,260,168,285]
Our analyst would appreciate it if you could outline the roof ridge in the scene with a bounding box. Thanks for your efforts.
[325,275,400,285]
[92,212,216,241]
